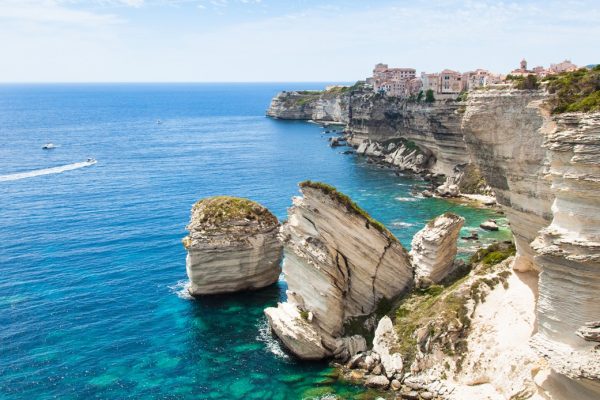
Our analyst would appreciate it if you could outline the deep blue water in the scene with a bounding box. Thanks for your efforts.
[0,83,510,399]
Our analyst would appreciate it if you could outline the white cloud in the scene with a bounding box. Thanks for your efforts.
[0,0,123,25]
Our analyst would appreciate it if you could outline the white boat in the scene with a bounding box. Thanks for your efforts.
[156,119,162,124]
[42,143,56,149]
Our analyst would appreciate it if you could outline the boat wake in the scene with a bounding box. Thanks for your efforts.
[256,318,290,361]
[0,160,97,182]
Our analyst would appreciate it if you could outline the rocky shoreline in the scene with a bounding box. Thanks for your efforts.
[265,84,600,399]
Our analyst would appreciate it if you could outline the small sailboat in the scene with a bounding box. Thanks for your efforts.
[156,119,162,125]
[42,143,56,149]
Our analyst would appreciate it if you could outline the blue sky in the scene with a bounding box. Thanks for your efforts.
[0,0,598,82]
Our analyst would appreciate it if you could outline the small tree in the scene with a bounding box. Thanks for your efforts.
[516,74,539,90]
[417,90,424,102]
[425,89,435,103]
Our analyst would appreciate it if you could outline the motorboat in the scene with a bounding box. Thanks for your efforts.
[86,158,97,163]
[42,143,56,149]
[156,119,162,124]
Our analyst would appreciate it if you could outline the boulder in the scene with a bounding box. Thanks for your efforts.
[183,196,282,295]
[436,179,460,197]
[264,302,331,360]
[365,375,390,390]
[373,316,404,378]
[410,213,465,284]
[480,220,499,231]
[333,335,367,362]
[576,321,600,342]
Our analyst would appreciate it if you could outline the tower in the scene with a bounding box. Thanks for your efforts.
[520,59,527,71]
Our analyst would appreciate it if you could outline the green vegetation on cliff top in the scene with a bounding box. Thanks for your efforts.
[544,65,600,113]
[191,196,278,226]
[299,181,397,241]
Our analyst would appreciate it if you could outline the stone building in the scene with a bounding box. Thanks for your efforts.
[549,59,578,73]
[372,63,417,97]
[463,69,503,90]
[439,69,464,94]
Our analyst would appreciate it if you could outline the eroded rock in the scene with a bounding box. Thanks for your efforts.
[373,316,404,378]
[265,182,413,360]
[183,196,282,295]
[410,212,465,284]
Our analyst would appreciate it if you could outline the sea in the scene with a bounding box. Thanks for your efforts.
[0,83,511,399]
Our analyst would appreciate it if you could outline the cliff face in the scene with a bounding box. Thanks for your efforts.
[529,112,600,396]
[347,94,470,177]
[461,89,554,272]
[264,183,413,360]
[183,196,283,295]
[266,90,350,122]
[462,94,600,398]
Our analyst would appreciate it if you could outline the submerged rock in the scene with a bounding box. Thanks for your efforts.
[183,196,282,296]
[265,181,413,360]
[410,213,465,285]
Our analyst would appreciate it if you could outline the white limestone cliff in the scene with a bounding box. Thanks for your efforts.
[461,89,554,272]
[529,112,600,398]
[265,182,413,360]
[410,213,465,285]
[183,196,282,296]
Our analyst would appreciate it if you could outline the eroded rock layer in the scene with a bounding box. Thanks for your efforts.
[461,89,555,272]
[265,182,413,359]
[183,196,283,295]
[529,112,600,396]
[346,94,470,177]
[410,213,465,284]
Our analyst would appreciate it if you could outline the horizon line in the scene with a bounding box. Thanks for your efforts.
[0,81,356,85]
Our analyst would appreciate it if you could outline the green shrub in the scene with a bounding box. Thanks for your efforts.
[515,74,539,90]
[545,66,600,113]
[425,89,435,103]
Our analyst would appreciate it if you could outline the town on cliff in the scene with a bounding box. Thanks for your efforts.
[184,61,599,400]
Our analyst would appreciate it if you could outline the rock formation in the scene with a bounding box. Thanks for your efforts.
[264,181,413,360]
[266,83,600,398]
[461,89,554,272]
[183,196,283,296]
[372,316,404,379]
[529,112,600,397]
[266,89,350,122]
[410,213,465,285]
[346,94,470,178]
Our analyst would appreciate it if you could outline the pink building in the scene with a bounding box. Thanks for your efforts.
[464,69,503,90]
[372,63,417,97]
[439,69,464,94]
[549,60,578,74]
[421,72,440,94]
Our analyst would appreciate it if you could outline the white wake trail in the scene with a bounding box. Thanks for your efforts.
[0,160,97,182]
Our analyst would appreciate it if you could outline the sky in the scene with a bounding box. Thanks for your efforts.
[0,0,598,82]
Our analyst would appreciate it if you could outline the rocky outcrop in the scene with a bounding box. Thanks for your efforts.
[461,89,554,272]
[529,112,600,396]
[266,89,350,122]
[373,316,404,379]
[265,182,413,360]
[355,138,436,174]
[410,213,465,285]
[183,196,282,295]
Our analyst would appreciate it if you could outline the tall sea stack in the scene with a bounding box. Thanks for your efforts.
[182,196,283,296]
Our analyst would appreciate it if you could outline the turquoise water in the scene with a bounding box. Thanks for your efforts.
[0,83,510,399]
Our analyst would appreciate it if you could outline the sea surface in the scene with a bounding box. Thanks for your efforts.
[0,83,510,399]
